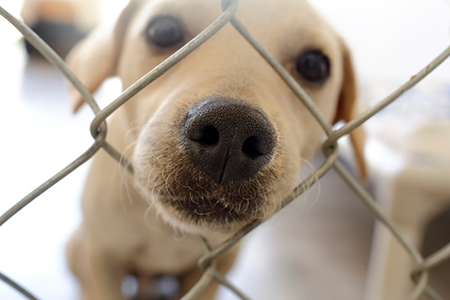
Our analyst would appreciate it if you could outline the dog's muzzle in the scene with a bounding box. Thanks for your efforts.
[133,97,279,228]
[182,97,276,184]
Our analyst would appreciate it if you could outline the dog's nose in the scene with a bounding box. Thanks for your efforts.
[183,98,276,184]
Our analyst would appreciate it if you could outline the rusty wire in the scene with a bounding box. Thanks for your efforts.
[1,0,450,299]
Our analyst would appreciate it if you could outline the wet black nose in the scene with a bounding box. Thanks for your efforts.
[182,97,276,184]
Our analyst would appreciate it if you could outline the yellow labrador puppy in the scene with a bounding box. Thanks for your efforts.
[66,0,365,299]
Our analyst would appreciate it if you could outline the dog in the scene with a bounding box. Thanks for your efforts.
[66,0,366,299]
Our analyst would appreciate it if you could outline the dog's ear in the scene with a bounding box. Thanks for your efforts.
[66,0,141,112]
[334,41,367,179]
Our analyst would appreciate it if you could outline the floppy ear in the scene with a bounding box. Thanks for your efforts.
[66,0,141,112]
[334,42,367,179]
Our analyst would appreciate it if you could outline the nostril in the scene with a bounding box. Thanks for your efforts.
[191,125,219,146]
[242,136,264,159]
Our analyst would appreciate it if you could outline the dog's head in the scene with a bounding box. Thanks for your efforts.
[68,0,366,236]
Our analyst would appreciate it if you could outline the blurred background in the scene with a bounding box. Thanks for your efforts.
[0,0,449,299]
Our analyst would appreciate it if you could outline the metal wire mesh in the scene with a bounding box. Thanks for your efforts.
[1,1,450,299]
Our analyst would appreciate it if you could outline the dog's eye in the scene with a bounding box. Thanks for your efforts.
[145,15,184,47]
[296,50,330,83]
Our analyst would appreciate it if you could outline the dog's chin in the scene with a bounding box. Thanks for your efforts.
[150,194,259,236]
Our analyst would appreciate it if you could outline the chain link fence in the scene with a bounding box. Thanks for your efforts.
[1,0,450,299]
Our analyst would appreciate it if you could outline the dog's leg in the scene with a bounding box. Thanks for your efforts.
[178,243,240,300]
[67,226,127,300]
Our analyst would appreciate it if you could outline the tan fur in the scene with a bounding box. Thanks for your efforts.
[66,0,366,299]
